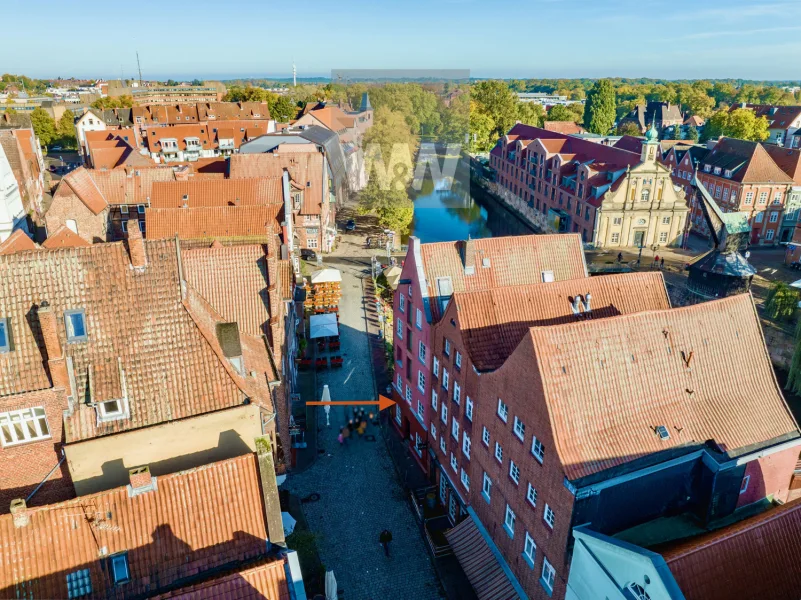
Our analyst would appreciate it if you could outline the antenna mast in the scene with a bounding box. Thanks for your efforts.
[136,51,143,87]
[293,59,297,88]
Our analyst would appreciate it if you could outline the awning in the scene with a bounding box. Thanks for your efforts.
[311,268,342,284]
[309,313,339,339]
[383,266,402,290]
[445,514,524,600]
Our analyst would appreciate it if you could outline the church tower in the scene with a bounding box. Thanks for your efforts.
[641,121,659,164]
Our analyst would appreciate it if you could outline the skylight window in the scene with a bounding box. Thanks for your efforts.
[0,318,9,353]
[111,553,130,584]
[656,425,670,440]
[64,309,87,342]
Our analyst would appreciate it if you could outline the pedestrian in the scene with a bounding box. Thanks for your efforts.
[653,254,659,268]
[337,429,344,445]
[357,421,365,439]
[379,529,393,557]
[660,257,665,269]
[342,425,350,445]
[360,417,368,434]
[617,252,623,264]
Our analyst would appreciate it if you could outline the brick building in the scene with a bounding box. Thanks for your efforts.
[729,104,801,147]
[0,229,294,508]
[391,234,587,476]
[418,276,800,599]
[0,453,303,599]
[489,124,689,248]
[618,101,684,136]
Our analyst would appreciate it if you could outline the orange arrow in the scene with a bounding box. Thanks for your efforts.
[306,395,396,412]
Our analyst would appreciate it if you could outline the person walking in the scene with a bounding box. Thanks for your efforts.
[617,252,623,264]
[660,257,665,270]
[653,254,659,269]
[342,424,350,446]
[379,529,393,557]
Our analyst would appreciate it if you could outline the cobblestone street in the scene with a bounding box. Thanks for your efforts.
[285,226,445,600]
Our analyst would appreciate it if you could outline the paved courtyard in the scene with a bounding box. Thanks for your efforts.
[285,230,445,600]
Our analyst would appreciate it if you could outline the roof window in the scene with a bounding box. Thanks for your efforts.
[541,270,555,283]
[111,553,130,584]
[64,309,87,343]
[0,318,9,353]
[655,425,670,440]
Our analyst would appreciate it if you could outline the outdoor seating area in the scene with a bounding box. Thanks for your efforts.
[303,268,343,311]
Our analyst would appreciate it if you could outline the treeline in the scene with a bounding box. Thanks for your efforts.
[1,74,50,94]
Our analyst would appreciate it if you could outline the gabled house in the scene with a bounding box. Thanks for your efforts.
[0,125,45,219]
[618,102,684,136]
[0,225,291,506]
[730,103,801,147]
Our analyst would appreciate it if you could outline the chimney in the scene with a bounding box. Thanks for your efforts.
[571,295,582,315]
[10,499,29,528]
[127,218,147,268]
[582,292,592,314]
[216,322,244,374]
[127,465,156,496]
[37,302,70,389]
[255,436,286,548]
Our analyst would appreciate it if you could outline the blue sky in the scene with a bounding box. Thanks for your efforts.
[4,0,801,80]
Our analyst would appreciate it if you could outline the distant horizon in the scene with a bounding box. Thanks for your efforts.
[3,0,801,81]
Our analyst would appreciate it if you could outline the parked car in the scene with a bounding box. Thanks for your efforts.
[345,219,356,231]
[300,249,318,261]
[50,146,62,152]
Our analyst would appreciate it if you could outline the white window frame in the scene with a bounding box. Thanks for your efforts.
[497,398,508,422]
[541,557,556,593]
[544,504,555,529]
[97,398,128,422]
[120,204,129,214]
[462,433,471,459]
[433,356,439,377]
[455,351,462,369]
[482,426,490,446]
[482,472,492,502]
[465,397,473,421]
[399,294,406,313]
[504,504,516,538]
[453,382,461,405]
[442,368,449,390]
[111,553,130,583]
[430,422,437,441]
[415,308,422,329]
[740,474,750,494]
[451,418,459,440]
[417,399,424,421]
[769,211,779,223]
[541,270,555,283]
[417,370,426,393]
[65,308,87,342]
[494,442,503,463]
[441,403,448,425]
[405,385,412,404]
[450,452,458,472]
[396,319,403,340]
[513,416,525,441]
[460,468,470,490]
[523,532,536,567]
[509,460,520,484]
[527,483,538,507]
[431,389,438,411]
[440,435,446,454]
[418,341,426,364]
[444,338,451,357]
[531,436,545,463]
[0,407,51,446]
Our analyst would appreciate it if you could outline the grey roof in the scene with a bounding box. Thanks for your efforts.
[298,125,348,191]
[690,249,756,278]
[102,108,133,127]
[0,113,33,130]
[359,92,372,112]
[239,134,311,154]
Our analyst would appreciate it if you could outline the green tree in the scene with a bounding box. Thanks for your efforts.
[686,124,699,142]
[616,121,642,136]
[357,179,414,233]
[165,79,179,86]
[671,124,683,140]
[268,95,297,122]
[30,107,56,147]
[726,108,770,141]
[765,282,798,321]
[56,109,77,149]
[91,95,133,110]
[471,80,519,139]
[191,79,203,86]
[363,106,418,189]
[468,101,496,153]
[583,79,616,134]
[516,102,545,127]
[223,85,269,102]
[547,104,582,123]
[786,320,801,395]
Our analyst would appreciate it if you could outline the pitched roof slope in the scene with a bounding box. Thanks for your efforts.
[704,138,794,184]
[663,499,801,600]
[0,229,37,255]
[57,166,177,211]
[526,293,798,481]
[229,152,324,214]
[420,234,588,321]
[454,272,670,372]
[153,559,290,599]
[182,244,273,338]
[41,225,92,249]
[146,205,282,240]
[764,145,801,184]
[542,121,586,135]
[150,178,283,208]
[0,240,274,442]
[0,455,269,600]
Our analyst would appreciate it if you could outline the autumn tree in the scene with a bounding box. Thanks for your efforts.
[30,107,56,147]
[616,121,642,137]
[56,109,77,149]
[357,178,414,233]
[471,80,519,140]
[516,102,545,127]
[583,79,616,134]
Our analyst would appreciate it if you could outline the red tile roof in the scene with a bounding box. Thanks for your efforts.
[0,240,276,442]
[146,124,214,153]
[146,205,282,241]
[613,135,645,154]
[150,178,283,208]
[452,272,670,372]
[56,166,177,212]
[0,454,270,600]
[153,559,290,600]
[730,104,801,131]
[229,152,324,215]
[704,138,794,184]
[420,234,588,321]
[764,145,801,185]
[63,167,108,214]
[526,294,798,481]
[663,499,801,600]
[542,121,586,135]
[0,229,37,255]
[41,225,92,249]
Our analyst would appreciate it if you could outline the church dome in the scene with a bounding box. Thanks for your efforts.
[645,124,658,142]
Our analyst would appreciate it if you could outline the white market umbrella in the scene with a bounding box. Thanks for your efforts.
[310,313,339,339]
[322,385,331,426]
[790,279,801,289]
[325,570,338,600]
[281,512,296,536]
[311,268,342,284]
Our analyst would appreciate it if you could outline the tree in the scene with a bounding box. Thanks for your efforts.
[362,106,418,190]
[787,320,801,395]
[191,79,203,86]
[56,109,77,149]
[583,79,616,134]
[223,85,269,102]
[616,121,642,136]
[268,95,297,122]
[165,79,179,86]
[30,108,56,147]
[686,125,699,142]
[671,124,683,140]
[702,108,769,142]
[468,101,496,153]
[91,95,133,110]
[765,282,798,321]
[516,102,545,127]
[357,178,414,233]
[471,80,519,139]
[547,104,582,123]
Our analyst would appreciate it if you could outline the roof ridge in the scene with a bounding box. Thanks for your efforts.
[739,142,795,183]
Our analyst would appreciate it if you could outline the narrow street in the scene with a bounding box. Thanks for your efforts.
[285,221,445,600]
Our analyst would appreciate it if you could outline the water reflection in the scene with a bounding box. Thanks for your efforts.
[406,158,535,244]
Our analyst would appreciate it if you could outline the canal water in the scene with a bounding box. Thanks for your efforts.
[405,159,534,244]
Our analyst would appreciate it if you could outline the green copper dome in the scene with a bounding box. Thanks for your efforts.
[645,124,658,142]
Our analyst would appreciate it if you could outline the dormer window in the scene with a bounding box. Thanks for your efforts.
[0,318,9,353]
[724,169,732,178]
[98,399,126,421]
[64,309,87,343]
[137,204,145,214]
[713,167,721,175]
[0,407,50,446]
[704,164,712,173]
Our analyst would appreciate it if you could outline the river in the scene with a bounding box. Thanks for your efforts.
[404,158,535,244]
